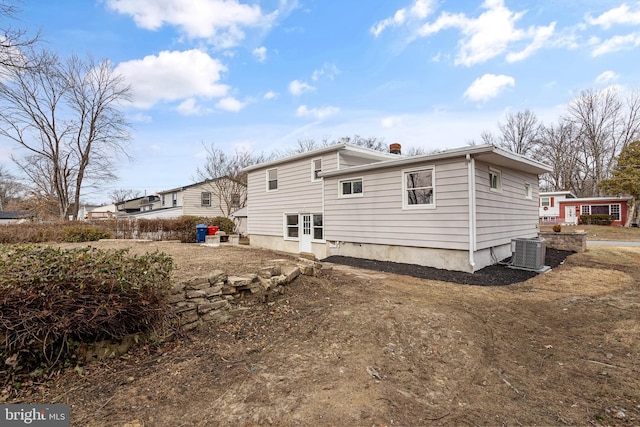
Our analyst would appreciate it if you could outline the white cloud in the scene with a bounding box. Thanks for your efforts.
[253,46,267,62]
[288,80,315,95]
[464,73,515,102]
[592,32,640,56]
[105,0,278,48]
[264,90,279,100]
[296,105,339,120]
[115,49,229,109]
[595,70,619,84]
[506,22,556,62]
[371,0,435,37]
[311,63,340,81]
[412,0,556,66]
[177,98,211,115]
[216,97,246,112]
[586,4,640,29]
[130,112,153,123]
[381,116,397,128]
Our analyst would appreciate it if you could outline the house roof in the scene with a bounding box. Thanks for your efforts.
[243,143,399,172]
[0,211,31,219]
[540,191,577,198]
[157,177,237,195]
[319,144,552,177]
[558,196,633,203]
[230,206,247,218]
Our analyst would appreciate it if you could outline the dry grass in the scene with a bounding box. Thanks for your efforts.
[540,224,640,240]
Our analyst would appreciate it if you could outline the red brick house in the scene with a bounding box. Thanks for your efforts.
[557,196,632,226]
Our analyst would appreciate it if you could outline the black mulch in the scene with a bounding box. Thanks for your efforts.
[321,248,574,286]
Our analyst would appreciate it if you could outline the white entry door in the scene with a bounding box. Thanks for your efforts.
[299,214,312,253]
[565,206,577,225]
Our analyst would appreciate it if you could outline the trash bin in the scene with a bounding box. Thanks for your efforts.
[207,225,219,236]
[196,224,208,243]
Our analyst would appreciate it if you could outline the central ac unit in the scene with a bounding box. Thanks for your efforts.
[509,237,548,272]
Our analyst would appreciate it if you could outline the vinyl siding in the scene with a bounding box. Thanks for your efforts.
[247,154,329,236]
[474,161,539,249]
[324,158,471,250]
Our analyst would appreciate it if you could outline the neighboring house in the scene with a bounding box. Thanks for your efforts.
[230,206,247,236]
[77,204,101,220]
[123,179,245,221]
[538,191,576,224]
[86,204,117,220]
[539,191,632,226]
[558,196,632,226]
[0,211,32,224]
[244,143,551,273]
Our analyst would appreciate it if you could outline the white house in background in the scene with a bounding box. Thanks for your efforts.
[538,191,576,224]
[86,204,117,220]
[244,143,552,273]
[124,179,245,223]
[0,211,32,224]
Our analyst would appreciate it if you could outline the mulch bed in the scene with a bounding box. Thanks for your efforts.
[322,248,574,286]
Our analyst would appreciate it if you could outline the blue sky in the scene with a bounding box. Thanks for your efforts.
[3,0,640,204]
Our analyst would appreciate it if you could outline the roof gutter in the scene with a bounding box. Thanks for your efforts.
[467,153,477,271]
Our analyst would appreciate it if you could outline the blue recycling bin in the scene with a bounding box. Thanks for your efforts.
[196,224,208,242]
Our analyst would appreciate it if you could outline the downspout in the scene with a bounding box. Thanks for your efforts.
[467,154,477,270]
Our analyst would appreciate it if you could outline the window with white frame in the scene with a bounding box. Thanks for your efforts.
[313,214,323,240]
[285,214,298,238]
[403,168,434,208]
[610,204,621,221]
[267,168,278,191]
[541,197,551,207]
[312,158,322,181]
[172,193,177,207]
[231,193,240,207]
[340,178,363,197]
[525,183,532,199]
[581,205,590,215]
[161,194,166,207]
[201,192,211,207]
[489,168,502,192]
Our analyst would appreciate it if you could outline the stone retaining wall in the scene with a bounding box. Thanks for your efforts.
[539,231,587,253]
[169,257,322,331]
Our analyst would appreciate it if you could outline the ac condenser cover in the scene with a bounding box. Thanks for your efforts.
[510,237,546,271]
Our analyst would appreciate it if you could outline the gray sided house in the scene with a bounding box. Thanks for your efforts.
[245,143,551,273]
[126,178,245,220]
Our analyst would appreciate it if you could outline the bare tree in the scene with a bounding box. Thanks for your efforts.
[109,188,142,204]
[195,143,268,216]
[534,120,581,193]
[0,1,40,74]
[0,164,24,210]
[498,109,542,156]
[563,88,640,196]
[0,49,132,220]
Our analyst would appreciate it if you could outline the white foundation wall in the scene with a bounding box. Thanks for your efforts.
[325,241,513,273]
[249,235,328,259]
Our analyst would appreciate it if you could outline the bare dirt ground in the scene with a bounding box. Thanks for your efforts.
[29,240,640,426]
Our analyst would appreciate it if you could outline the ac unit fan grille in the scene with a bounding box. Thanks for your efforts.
[511,238,546,270]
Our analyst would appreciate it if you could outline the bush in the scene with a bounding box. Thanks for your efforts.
[212,216,236,234]
[0,245,173,388]
[0,222,114,244]
[62,225,111,242]
[579,214,614,225]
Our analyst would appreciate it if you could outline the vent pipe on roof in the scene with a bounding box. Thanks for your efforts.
[389,143,402,155]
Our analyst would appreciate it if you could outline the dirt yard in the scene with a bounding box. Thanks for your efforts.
[29,241,640,426]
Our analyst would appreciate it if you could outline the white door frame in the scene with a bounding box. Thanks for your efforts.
[565,206,577,225]
[299,213,312,253]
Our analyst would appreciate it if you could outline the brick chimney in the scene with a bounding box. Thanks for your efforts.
[389,143,402,155]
